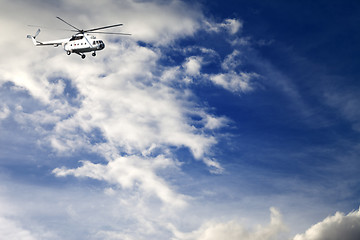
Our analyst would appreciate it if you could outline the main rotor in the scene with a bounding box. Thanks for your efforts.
[56,16,131,36]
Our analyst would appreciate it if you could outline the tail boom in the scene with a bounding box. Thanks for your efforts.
[26,28,68,47]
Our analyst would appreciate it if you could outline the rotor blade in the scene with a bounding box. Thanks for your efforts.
[84,24,123,32]
[35,29,41,37]
[88,31,131,35]
[56,16,81,32]
[28,25,75,32]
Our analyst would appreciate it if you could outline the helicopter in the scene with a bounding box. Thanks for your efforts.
[27,17,130,59]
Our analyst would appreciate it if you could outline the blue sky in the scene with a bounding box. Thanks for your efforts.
[1,0,360,239]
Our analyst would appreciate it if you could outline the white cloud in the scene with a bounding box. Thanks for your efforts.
[0,104,10,119]
[230,36,252,46]
[203,158,224,174]
[53,155,187,207]
[204,18,243,35]
[0,217,37,240]
[95,230,136,240]
[209,72,257,93]
[293,208,360,240]
[223,19,243,35]
[184,56,202,76]
[204,115,228,130]
[221,50,242,71]
[171,207,287,240]
[206,50,259,93]
[0,190,59,240]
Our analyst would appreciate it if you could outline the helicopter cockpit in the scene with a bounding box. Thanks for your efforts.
[93,40,105,49]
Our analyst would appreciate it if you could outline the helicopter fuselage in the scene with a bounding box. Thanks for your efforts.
[64,34,105,55]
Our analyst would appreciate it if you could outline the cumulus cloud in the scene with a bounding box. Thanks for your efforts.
[293,208,360,240]
[171,207,287,240]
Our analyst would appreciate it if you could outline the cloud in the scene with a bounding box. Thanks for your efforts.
[2,34,219,159]
[293,208,360,240]
[323,89,360,132]
[53,155,187,207]
[222,19,243,35]
[0,190,59,240]
[184,56,202,77]
[0,104,10,119]
[171,207,287,240]
[221,50,242,71]
[202,158,224,174]
[95,230,136,240]
[204,115,228,130]
[209,72,257,93]
[204,18,243,35]
[206,50,259,93]
[0,216,37,240]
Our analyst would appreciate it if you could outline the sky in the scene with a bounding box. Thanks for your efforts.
[0,0,360,239]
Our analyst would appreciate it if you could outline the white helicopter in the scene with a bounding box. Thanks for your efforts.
[27,17,130,59]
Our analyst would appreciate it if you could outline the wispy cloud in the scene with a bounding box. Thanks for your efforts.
[323,87,360,132]
[53,155,187,207]
[204,18,243,35]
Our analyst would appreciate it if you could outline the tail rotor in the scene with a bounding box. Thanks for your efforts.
[27,29,41,45]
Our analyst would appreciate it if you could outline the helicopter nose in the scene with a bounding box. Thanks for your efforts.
[100,42,105,49]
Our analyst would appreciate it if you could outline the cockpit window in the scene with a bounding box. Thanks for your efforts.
[91,40,103,45]
[70,35,84,41]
